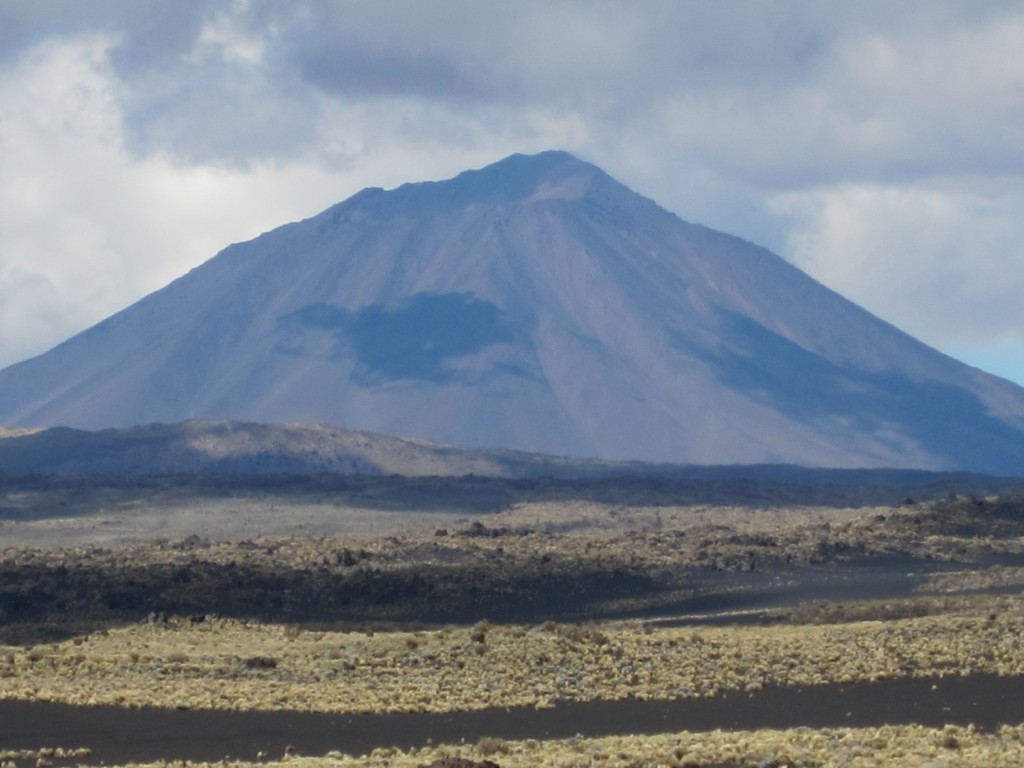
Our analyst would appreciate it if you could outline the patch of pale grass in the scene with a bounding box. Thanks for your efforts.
[3,592,1023,713]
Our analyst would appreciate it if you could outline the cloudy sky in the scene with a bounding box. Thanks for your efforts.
[2,1,1024,386]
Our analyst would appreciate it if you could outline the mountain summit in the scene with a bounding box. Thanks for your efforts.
[3,151,1024,473]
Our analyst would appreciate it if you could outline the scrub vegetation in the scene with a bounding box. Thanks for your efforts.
[3,482,1024,766]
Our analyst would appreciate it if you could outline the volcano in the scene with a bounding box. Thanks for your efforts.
[2,150,1024,473]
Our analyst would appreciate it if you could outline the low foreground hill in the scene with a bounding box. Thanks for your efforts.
[0,420,563,478]
[1,420,1022,513]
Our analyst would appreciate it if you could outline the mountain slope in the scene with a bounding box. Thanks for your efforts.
[2,151,1024,473]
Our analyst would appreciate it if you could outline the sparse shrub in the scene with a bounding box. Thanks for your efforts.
[244,655,278,669]
[470,619,490,643]
[939,732,961,750]
[560,623,608,645]
[423,758,500,768]
[476,736,509,756]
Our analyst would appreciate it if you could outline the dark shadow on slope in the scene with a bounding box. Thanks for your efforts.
[280,292,523,384]
[679,310,1024,474]
[346,293,515,383]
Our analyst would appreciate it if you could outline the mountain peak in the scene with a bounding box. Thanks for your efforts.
[454,149,609,199]
[453,149,594,187]
[480,149,584,171]
[348,151,610,215]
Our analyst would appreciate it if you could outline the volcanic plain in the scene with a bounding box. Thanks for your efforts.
[4,474,1024,767]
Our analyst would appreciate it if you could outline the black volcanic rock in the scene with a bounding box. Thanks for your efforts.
[2,151,1024,473]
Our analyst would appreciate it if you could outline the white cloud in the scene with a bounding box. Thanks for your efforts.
[769,179,1024,350]
[824,13,1024,175]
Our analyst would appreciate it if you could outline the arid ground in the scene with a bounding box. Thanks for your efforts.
[4,478,1024,766]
